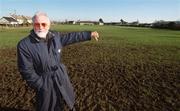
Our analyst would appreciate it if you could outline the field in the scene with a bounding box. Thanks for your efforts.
[0,25,180,111]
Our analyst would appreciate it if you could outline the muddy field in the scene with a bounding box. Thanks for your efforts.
[0,43,179,111]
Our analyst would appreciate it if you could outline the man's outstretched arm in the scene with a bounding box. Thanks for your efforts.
[59,31,99,46]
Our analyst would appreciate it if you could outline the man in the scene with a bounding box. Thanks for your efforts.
[17,12,99,111]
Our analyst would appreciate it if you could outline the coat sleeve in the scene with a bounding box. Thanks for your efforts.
[17,42,43,91]
[59,31,92,47]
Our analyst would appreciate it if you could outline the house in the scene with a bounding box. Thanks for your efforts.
[11,14,32,26]
[11,14,24,25]
[77,21,99,25]
[22,15,32,26]
[99,22,104,25]
[76,20,103,25]
[0,17,18,26]
[23,16,32,24]
[66,20,76,24]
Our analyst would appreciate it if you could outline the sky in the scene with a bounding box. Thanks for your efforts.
[0,0,180,23]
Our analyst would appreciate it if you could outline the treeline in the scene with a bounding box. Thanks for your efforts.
[151,21,180,30]
[106,19,180,30]
[51,19,180,30]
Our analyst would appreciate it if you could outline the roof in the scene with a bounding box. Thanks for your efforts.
[23,16,32,20]
[2,17,18,22]
[11,14,24,19]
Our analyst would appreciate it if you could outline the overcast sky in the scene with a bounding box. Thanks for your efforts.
[0,0,179,23]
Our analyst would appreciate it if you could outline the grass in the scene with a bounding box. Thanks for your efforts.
[1,25,180,60]
[1,25,180,47]
[0,27,31,48]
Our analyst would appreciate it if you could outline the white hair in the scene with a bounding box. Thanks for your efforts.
[32,11,50,23]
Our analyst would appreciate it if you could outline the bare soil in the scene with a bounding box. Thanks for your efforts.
[0,44,179,111]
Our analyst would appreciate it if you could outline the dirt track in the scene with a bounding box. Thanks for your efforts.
[0,44,179,111]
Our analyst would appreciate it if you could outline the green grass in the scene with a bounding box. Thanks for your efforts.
[0,27,31,48]
[0,25,180,61]
[1,25,180,47]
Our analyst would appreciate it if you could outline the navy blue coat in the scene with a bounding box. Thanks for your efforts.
[17,30,91,111]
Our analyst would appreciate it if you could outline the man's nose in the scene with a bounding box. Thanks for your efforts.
[39,24,43,29]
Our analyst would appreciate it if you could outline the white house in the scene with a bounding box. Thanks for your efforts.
[11,14,24,25]
[0,17,18,26]
[78,21,99,25]
[99,22,104,25]
[10,14,32,25]
[23,16,32,24]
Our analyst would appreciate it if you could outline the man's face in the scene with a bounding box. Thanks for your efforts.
[33,15,50,38]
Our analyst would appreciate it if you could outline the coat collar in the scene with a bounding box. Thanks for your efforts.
[30,30,55,43]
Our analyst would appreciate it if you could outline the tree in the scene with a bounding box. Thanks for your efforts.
[168,22,176,29]
[120,19,127,25]
[99,18,104,23]
[120,19,124,23]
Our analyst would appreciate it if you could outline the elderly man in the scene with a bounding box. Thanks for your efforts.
[17,12,99,111]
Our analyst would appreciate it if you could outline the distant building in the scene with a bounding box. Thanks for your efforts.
[66,21,76,24]
[0,14,32,27]
[0,16,18,26]
[11,14,32,26]
[11,14,24,25]
[99,22,104,25]
[77,21,99,25]
[23,15,33,24]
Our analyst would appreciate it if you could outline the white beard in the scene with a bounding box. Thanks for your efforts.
[35,30,48,38]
